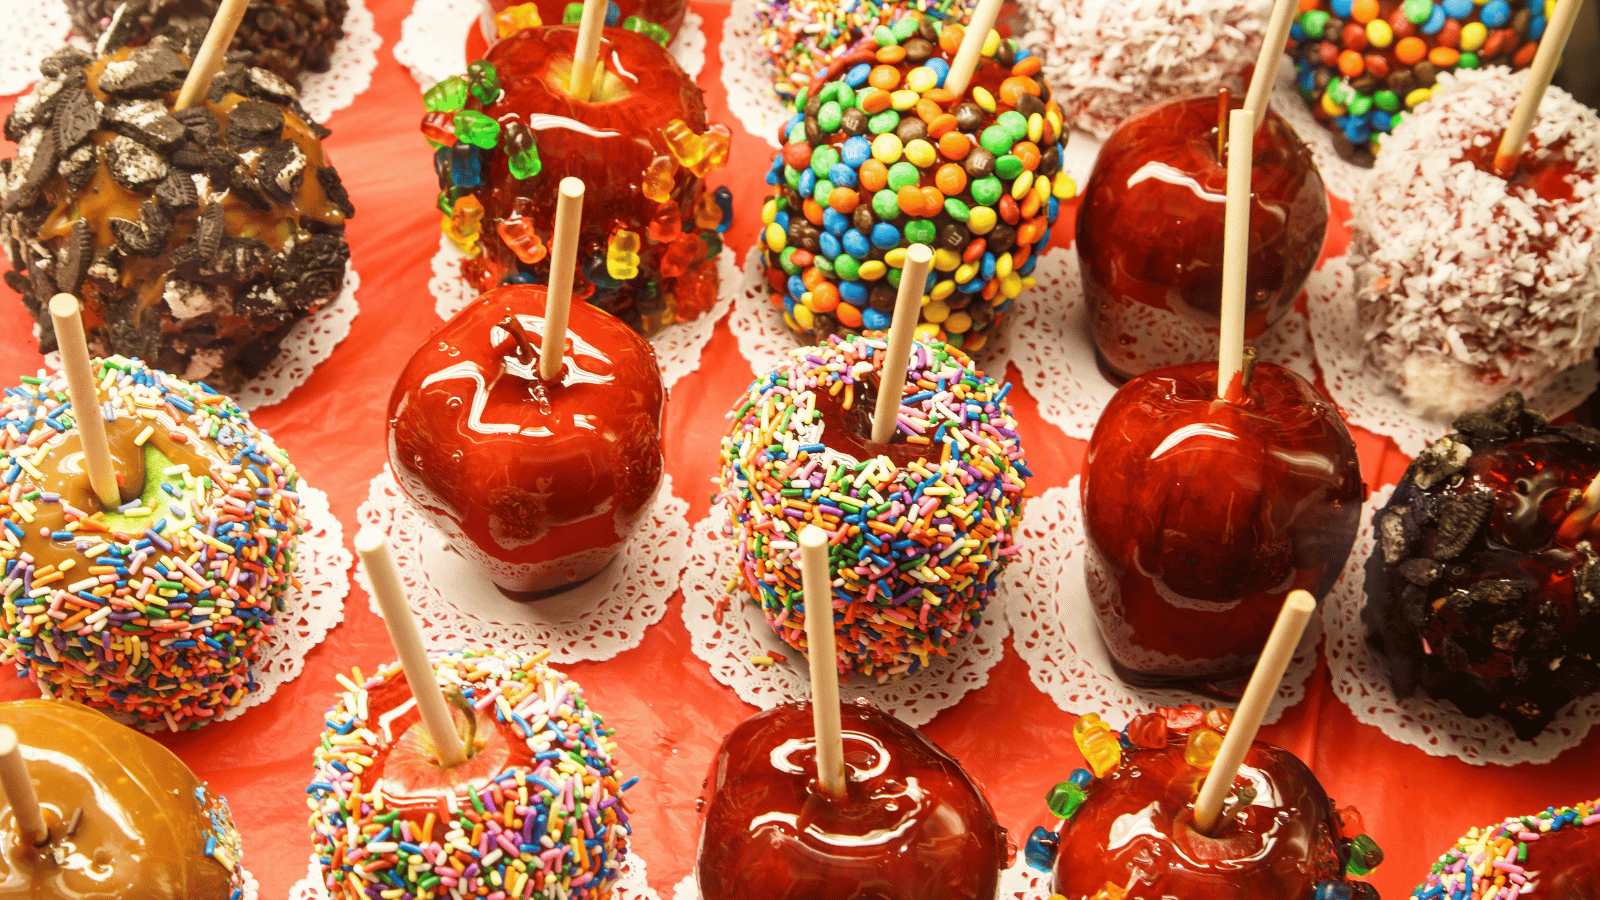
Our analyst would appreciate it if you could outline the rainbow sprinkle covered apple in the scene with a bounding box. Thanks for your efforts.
[1411,800,1599,899]
[422,23,731,336]
[307,649,634,899]
[1026,706,1383,900]
[388,282,665,597]
[753,0,977,104]
[717,335,1028,678]
[0,698,245,896]
[696,699,1007,900]
[758,13,1072,352]
[0,356,305,729]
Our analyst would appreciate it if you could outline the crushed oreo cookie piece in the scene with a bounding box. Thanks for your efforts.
[52,88,101,152]
[39,46,91,78]
[94,2,139,54]
[98,46,187,97]
[227,165,273,212]
[226,100,283,149]
[1452,392,1547,445]
[54,220,92,294]
[105,134,168,190]
[1433,490,1494,560]
[317,166,354,218]
[105,99,185,150]
[57,142,96,192]
[3,129,57,213]
[1377,506,1415,565]
[258,140,307,201]
[1397,558,1442,586]
[242,66,298,104]
[172,106,220,145]
[5,75,66,142]
[273,233,348,307]
[1412,435,1474,491]
[154,172,199,210]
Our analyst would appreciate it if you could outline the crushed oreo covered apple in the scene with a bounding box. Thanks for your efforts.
[1,18,354,392]
[1363,392,1600,740]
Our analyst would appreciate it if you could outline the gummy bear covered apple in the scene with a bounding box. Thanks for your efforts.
[487,0,686,46]
[423,25,730,335]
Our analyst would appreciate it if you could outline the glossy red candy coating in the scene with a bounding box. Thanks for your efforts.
[1083,362,1361,688]
[697,702,1006,900]
[484,0,688,40]
[388,283,665,596]
[1050,740,1348,899]
[1541,822,1600,897]
[1077,95,1328,382]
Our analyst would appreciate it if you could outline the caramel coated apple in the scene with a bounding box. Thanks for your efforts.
[1083,361,1361,690]
[697,701,1007,900]
[1077,94,1327,382]
[387,283,665,596]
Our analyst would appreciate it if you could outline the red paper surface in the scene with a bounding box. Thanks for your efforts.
[0,3,1596,897]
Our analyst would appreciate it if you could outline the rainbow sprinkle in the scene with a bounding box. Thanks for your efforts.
[306,649,634,900]
[0,356,302,730]
[756,0,975,102]
[194,783,248,896]
[716,335,1028,678]
[1412,800,1600,899]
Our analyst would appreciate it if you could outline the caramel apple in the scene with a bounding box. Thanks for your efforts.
[1029,708,1381,900]
[696,700,1007,900]
[1077,93,1327,382]
[422,24,730,335]
[1082,361,1362,690]
[0,698,245,896]
[387,282,665,597]
[307,649,635,898]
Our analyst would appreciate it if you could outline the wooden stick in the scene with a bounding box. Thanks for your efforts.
[0,726,46,847]
[942,0,1004,96]
[540,177,584,382]
[355,527,469,769]
[567,0,609,102]
[1191,590,1317,834]
[871,244,934,444]
[1495,0,1585,176]
[800,524,845,800]
[173,0,250,110]
[48,295,117,509]
[1217,107,1254,402]
[1558,471,1600,541]
[1244,0,1298,133]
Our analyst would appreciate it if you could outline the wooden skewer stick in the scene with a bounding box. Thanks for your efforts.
[800,524,846,800]
[540,177,585,382]
[568,0,609,102]
[1216,107,1254,402]
[871,244,935,445]
[173,0,251,110]
[0,727,47,848]
[1191,590,1317,834]
[1243,0,1299,133]
[355,528,469,769]
[1494,0,1585,177]
[1557,471,1600,541]
[48,295,118,509]
[942,0,1004,96]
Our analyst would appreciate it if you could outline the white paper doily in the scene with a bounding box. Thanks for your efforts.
[0,0,379,118]
[355,465,687,664]
[718,0,787,148]
[40,263,360,411]
[430,237,735,389]
[1326,486,1600,765]
[673,856,1050,900]
[27,484,351,731]
[681,505,1009,728]
[396,0,705,90]
[1268,58,1372,205]
[1305,254,1599,458]
[1002,481,1317,729]
[293,850,659,900]
[241,868,259,900]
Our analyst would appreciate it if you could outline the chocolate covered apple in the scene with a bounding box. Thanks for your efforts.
[1082,360,1362,690]
[388,282,664,597]
[0,698,246,897]
[1028,707,1382,899]
[423,24,730,335]
[1077,94,1327,382]
[307,649,635,898]
[696,700,1007,900]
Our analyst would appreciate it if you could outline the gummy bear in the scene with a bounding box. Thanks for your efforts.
[1336,806,1366,840]
[671,252,717,319]
[497,205,548,266]
[1159,704,1205,732]
[658,233,702,279]
[1314,882,1353,900]
[642,156,676,203]
[1345,834,1383,877]
[662,120,732,178]
[421,111,457,147]
[424,76,469,112]
[1023,826,1058,872]
[565,0,619,23]
[1073,715,1121,778]
[1072,714,1108,742]
[1123,713,1169,749]
[495,2,541,38]
[510,145,542,181]
[606,230,642,280]
[648,202,684,243]
[453,110,500,149]
[698,125,732,175]
[467,60,501,105]
[1045,781,1086,819]
[1183,726,1224,769]
[450,144,483,189]
[713,185,734,233]
[623,16,671,45]
[1089,883,1126,900]
[444,195,485,253]
[693,192,721,232]
[1203,707,1233,733]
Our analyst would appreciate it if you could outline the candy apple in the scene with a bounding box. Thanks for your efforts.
[355,661,522,796]
[387,282,665,597]
[480,0,688,43]
[1082,360,1361,690]
[1077,94,1328,383]
[696,701,1008,900]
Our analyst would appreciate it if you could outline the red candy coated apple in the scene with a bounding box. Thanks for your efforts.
[483,0,688,40]
[1050,737,1350,899]
[696,701,1007,900]
[1082,361,1361,690]
[388,283,665,596]
[1077,94,1328,382]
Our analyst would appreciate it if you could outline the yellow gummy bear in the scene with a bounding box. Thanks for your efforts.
[643,155,676,204]
[443,195,485,253]
[1184,727,1224,769]
[607,229,641,280]
[661,121,733,177]
[495,2,541,38]
[1089,883,1126,900]
[694,193,721,231]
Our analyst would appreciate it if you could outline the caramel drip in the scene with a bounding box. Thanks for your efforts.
[0,699,236,898]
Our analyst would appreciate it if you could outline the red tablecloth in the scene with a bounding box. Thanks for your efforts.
[1,3,1597,896]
